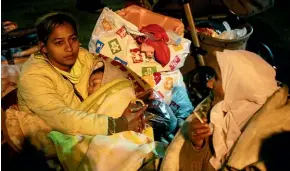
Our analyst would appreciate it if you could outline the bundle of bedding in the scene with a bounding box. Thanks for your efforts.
[89,6,194,127]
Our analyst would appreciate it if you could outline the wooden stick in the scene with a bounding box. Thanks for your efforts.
[183,3,205,66]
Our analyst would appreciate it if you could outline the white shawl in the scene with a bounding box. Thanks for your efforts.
[209,50,278,169]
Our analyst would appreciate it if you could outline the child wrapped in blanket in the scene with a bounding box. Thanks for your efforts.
[87,61,151,133]
[87,61,177,142]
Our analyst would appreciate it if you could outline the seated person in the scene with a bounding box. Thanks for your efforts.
[12,11,158,171]
[17,11,147,138]
[160,50,288,171]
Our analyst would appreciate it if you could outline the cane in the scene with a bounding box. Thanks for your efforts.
[181,0,205,66]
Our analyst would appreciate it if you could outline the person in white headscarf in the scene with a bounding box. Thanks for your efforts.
[161,49,286,171]
[206,49,278,169]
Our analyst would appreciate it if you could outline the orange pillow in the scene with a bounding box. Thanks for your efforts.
[117,5,184,36]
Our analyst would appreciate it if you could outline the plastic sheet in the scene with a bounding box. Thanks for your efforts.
[145,91,177,140]
[217,21,247,40]
[136,91,177,141]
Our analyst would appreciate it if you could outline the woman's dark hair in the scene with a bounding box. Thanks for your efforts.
[35,12,78,44]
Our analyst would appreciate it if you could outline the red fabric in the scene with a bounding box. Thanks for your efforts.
[153,72,161,84]
[138,24,170,67]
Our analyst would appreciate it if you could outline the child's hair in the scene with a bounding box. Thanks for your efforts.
[91,67,104,75]
[35,12,78,44]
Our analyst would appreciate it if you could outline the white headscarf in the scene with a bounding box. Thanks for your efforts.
[209,50,278,169]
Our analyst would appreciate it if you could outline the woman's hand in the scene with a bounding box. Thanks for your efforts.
[122,102,148,133]
[188,118,211,150]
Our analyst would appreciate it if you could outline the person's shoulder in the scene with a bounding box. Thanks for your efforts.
[78,47,89,54]
[78,47,96,59]
[19,53,57,79]
[78,47,98,66]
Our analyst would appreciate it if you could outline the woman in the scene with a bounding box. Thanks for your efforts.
[161,49,286,170]
[17,12,146,136]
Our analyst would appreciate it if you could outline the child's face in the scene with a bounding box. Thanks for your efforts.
[88,72,103,95]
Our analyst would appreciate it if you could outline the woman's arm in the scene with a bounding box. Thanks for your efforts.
[18,74,127,135]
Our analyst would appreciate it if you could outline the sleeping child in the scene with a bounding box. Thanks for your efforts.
[86,61,177,143]
[88,67,104,96]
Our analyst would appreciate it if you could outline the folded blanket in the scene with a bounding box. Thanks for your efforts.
[49,130,154,171]
[77,78,134,118]
[5,107,56,156]
[48,76,154,171]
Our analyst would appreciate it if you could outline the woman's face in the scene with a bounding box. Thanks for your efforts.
[43,22,79,72]
[206,56,225,106]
